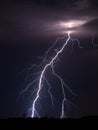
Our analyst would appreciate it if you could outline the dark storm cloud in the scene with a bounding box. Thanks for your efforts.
[83,19,98,33]
[0,0,97,7]
[0,0,98,42]
[11,0,98,9]
[74,0,90,10]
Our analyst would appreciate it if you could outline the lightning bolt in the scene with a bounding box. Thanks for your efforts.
[20,30,82,118]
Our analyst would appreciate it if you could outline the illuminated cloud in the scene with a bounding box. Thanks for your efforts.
[0,0,97,42]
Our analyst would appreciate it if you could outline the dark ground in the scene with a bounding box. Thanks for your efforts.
[0,116,98,128]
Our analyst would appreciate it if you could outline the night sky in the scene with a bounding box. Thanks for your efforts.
[0,0,98,118]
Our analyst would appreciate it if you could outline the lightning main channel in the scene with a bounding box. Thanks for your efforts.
[31,32,73,118]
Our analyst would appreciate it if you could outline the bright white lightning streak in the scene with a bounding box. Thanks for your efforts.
[31,32,72,118]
